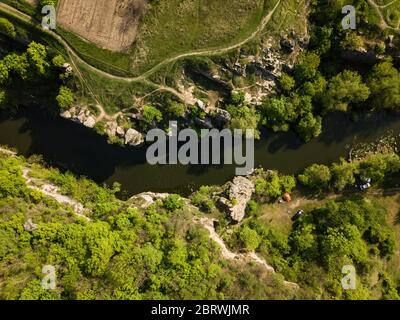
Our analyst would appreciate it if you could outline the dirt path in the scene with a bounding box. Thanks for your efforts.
[22,168,91,221]
[198,217,299,289]
[1,147,91,220]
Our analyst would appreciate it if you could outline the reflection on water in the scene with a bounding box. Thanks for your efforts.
[0,108,399,197]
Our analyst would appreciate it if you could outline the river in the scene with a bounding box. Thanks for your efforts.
[0,108,399,197]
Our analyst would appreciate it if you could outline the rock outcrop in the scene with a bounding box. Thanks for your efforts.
[218,176,255,222]
[210,107,231,126]
[61,106,96,129]
[125,128,145,146]
[24,219,38,232]
[128,192,170,209]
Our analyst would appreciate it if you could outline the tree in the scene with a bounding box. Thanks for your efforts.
[0,158,28,198]
[293,52,321,83]
[320,225,362,268]
[0,18,16,39]
[321,70,370,112]
[299,74,326,98]
[26,42,50,76]
[227,104,260,139]
[0,90,5,108]
[20,280,59,300]
[254,171,295,199]
[166,101,186,118]
[238,226,261,251]
[309,26,332,55]
[296,113,322,142]
[290,224,317,258]
[359,153,400,182]
[143,105,163,124]
[52,55,66,68]
[280,175,296,193]
[191,186,216,212]
[278,73,295,92]
[56,86,74,110]
[298,164,331,190]
[331,160,356,191]
[367,61,400,111]
[340,33,364,51]
[2,53,29,79]
[163,194,184,212]
[0,62,9,85]
[261,97,296,132]
[231,91,246,105]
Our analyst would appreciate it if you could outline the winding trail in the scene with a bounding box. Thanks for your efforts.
[367,0,400,31]
[198,217,299,289]
[0,147,91,220]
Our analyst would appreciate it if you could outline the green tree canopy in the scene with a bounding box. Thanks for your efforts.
[261,97,296,132]
[56,86,74,110]
[321,70,370,112]
[367,61,400,111]
[143,105,163,124]
[298,164,331,190]
[0,18,16,39]
[296,112,322,142]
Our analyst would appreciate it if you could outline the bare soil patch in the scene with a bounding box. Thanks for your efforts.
[57,0,146,52]
[24,0,37,6]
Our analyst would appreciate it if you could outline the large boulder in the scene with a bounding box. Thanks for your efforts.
[24,219,38,232]
[68,107,97,128]
[218,176,255,222]
[125,128,144,146]
[105,121,118,136]
[83,116,96,128]
[194,117,213,129]
[210,107,231,127]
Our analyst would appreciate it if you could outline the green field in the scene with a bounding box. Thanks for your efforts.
[129,0,272,74]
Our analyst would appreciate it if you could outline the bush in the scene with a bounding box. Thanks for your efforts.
[278,73,295,92]
[238,226,261,251]
[298,164,331,190]
[163,195,184,212]
[143,105,163,124]
[0,18,16,39]
[56,86,74,110]
[191,186,217,212]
